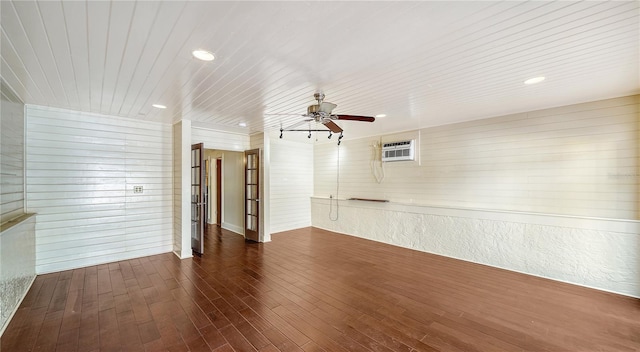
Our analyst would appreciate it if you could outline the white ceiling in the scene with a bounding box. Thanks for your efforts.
[1,1,638,139]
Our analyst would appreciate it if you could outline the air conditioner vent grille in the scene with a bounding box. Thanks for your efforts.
[382,140,414,162]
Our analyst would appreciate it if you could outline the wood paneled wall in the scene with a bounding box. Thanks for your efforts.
[1,81,25,222]
[26,105,173,273]
[315,95,639,219]
[192,127,249,151]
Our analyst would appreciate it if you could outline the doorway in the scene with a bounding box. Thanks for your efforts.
[203,149,246,238]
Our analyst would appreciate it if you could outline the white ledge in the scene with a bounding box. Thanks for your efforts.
[310,196,639,234]
[0,213,37,235]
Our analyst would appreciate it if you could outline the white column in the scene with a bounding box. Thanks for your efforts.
[172,120,192,259]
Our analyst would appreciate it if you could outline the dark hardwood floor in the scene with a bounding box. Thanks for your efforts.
[1,226,639,351]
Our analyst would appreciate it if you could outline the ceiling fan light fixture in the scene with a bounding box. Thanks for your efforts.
[192,49,215,61]
[238,122,247,127]
[375,114,387,118]
[524,76,545,85]
[152,104,167,109]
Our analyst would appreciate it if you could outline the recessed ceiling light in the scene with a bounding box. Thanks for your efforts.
[152,104,167,109]
[192,49,215,61]
[238,122,247,127]
[524,76,545,85]
[375,114,387,118]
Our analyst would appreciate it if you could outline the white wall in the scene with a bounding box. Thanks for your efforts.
[312,95,640,297]
[315,95,639,219]
[192,126,249,151]
[1,81,25,222]
[26,105,173,273]
[269,137,313,233]
[173,120,192,258]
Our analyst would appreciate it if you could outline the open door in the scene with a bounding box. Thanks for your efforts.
[191,143,205,255]
[244,149,259,242]
[216,158,222,225]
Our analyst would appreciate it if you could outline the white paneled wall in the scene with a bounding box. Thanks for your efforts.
[270,138,313,233]
[249,133,264,150]
[26,105,173,273]
[315,95,639,219]
[192,127,249,151]
[1,81,25,222]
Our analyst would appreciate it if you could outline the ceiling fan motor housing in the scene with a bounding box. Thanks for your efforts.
[308,101,337,115]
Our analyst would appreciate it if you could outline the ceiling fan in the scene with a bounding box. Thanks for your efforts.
[279,93,375,144]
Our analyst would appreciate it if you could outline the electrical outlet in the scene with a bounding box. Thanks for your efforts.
[133,186,143,194]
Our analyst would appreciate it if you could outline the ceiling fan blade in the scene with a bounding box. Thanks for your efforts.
[335,115,375,122]
[323,120,343,133]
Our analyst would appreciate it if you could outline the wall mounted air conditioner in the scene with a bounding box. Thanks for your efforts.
[382,140,414,162]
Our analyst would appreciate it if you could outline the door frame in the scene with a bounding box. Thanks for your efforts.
[216,158,222,225]
[244,149,260,242]
[191,143,205,255]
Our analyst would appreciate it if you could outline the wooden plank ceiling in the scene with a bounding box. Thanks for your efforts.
[1,1,638,138]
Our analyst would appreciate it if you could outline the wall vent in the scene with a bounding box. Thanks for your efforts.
[382,140,414,162]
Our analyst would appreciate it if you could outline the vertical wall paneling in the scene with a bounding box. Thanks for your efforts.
[1,80,25,222]
[26,105,173,273]
[269,137,313,233]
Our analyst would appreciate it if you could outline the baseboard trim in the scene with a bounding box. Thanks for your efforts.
[222,222,244,236]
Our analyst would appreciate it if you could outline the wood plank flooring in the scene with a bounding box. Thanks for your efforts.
[1,226,639,351]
